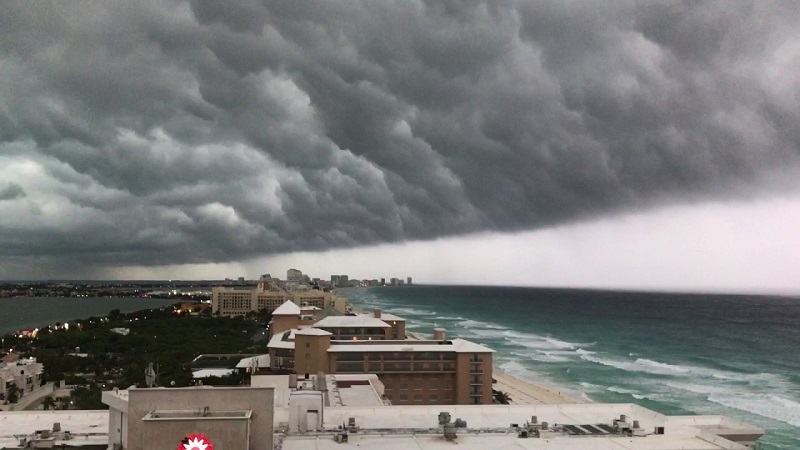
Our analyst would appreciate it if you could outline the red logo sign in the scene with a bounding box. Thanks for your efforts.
[178,434,214,450]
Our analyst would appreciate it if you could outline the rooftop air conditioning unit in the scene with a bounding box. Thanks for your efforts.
[443,423,457,441]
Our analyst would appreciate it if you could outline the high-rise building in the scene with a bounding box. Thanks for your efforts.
[407,277,412,285]
[287,269,303,284]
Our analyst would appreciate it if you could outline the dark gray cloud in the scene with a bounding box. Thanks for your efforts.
[0,182,25,201]
[0,0,799,277]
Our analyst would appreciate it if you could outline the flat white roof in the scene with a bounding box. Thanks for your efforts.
[251,374,385,408]
[281,404,763,450]
[268,330,296,349]
[314,316,390,328]
[192,368,236,378]
[274,300,302,315]
[236,354,270,368]
[329,338,494,353]
[0,411,108,448]
[361,312,405,322]
[296,328,333,336]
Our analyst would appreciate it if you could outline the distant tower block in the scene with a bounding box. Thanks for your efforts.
[407,277,412,285]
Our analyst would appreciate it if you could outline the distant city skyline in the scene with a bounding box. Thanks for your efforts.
[1,2,799,294]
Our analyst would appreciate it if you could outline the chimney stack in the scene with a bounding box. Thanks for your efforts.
[433,328,446,341]
[374,308,382,319]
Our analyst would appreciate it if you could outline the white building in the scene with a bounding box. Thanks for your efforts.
[0,383,767,450]
[0,357,44,407]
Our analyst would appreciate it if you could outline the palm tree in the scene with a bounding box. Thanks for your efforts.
[492,389,512,404]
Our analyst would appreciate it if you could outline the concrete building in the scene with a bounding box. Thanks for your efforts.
[280,403,765,450]
[212,282,348,317]
[268,327,494,406]
[0,357,44,407]
[102,386,274,450]
[269,306,406,342]
[0,383,767,450]
[287,268,303,284]
[407,277,412,285]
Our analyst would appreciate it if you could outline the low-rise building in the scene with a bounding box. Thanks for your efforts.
[0,383,767,450]
[102,386,274,450]
[0,357,44,407]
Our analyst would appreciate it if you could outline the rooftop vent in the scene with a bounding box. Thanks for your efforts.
[444,423,457,441]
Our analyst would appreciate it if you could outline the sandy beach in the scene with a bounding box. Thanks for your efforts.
[406,331,584,405]
[492,370,582,404]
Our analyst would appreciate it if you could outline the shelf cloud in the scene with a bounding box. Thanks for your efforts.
[1,1,799,277]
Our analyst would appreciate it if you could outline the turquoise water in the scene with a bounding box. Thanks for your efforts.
[0,297,179,335]
[343,286,800,450]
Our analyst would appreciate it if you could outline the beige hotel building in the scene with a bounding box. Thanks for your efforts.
[267,302,494,406]
[211,282,349,317]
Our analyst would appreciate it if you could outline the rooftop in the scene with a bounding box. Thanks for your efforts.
[328,338,494,353]
[274,300,302,316]
[0,410,109,449]
[252,374,386,408]
[313,316,390,329]
[192,368,237,379]
[236,354,270,369]
[360,312,405,322]
[280,404,763,450]
[295,328,333,336]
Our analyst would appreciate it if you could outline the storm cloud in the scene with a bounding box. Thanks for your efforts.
[1,1,799,276]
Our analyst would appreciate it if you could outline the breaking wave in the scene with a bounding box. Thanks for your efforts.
[708,393,800,428]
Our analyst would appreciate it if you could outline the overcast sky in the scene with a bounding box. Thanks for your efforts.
[1,1,799,292]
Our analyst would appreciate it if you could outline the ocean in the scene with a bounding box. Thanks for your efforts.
[0,297,179,335]
[343,286,800,450]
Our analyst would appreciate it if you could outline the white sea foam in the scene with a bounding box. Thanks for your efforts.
[461,328,508,339]
[503,330,593,351]
[516,350,575,363]
[386,307,437,316]
[456,319,508,330]
[579,353,691,376]
[436,315,468,321]
[708,393,800,427]
[605,386,660,400]
[577,353,789,387]
[666,382,730,395]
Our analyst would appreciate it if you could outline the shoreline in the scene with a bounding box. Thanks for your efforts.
[406,331,584,405]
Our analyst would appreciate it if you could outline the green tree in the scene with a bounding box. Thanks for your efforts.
[42,395,56,410]
[6,384,20,404]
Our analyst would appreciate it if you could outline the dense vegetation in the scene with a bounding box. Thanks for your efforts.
[1,305,272,409]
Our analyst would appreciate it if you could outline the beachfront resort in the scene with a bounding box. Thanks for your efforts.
[0,269,767,449]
